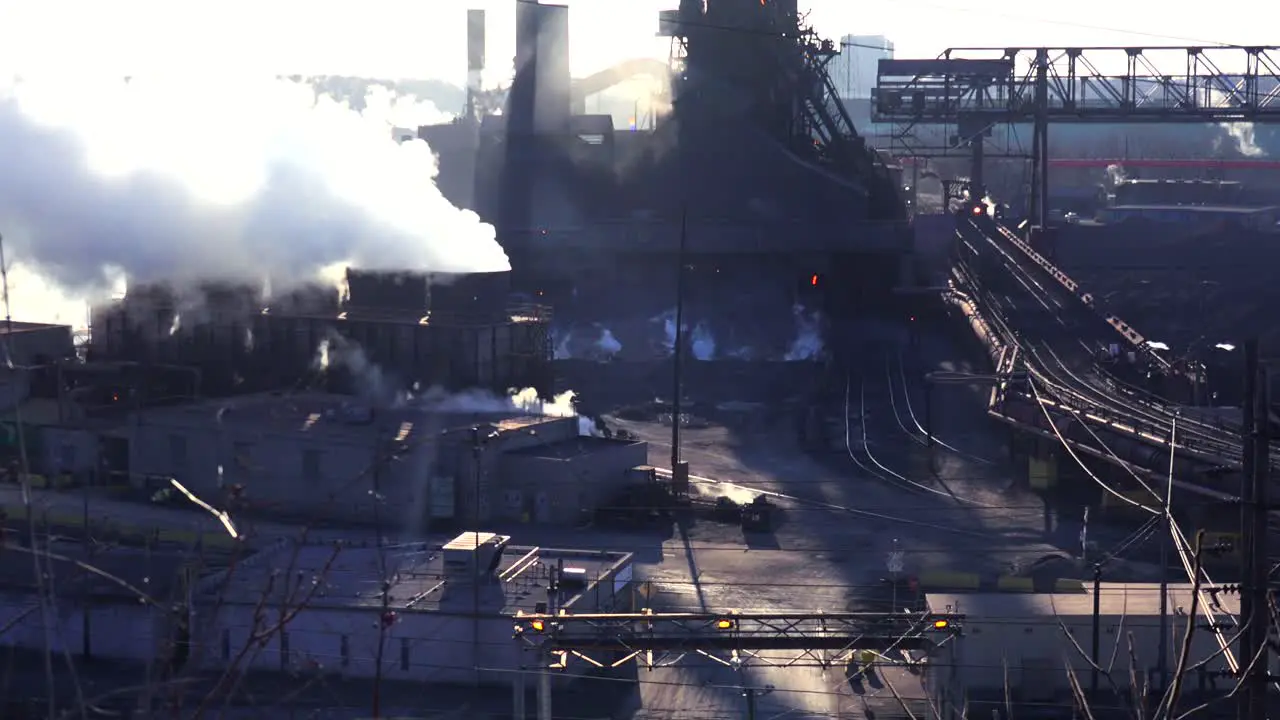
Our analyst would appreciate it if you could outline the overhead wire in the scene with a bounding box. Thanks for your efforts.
[891,352,998,465]
[966,217,1249,681]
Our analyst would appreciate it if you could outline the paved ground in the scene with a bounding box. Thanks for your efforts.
[0,325,1164,718]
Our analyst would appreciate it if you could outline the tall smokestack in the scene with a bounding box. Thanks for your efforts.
[466,9,486,120]
[513,1,570,136]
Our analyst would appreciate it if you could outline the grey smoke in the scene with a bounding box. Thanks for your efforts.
[0,76,508,305]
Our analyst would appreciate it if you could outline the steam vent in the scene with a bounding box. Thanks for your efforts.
[87,269,552,397]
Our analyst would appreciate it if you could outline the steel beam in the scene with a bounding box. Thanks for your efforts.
[512,611,962,657]
[875,46,1280,125]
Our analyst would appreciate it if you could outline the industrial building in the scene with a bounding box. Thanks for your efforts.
[87,268,552,398]
[0,321,75,368]
[0,540,197,667]
[424,0,911,368]
[926,585,1269,712]
[190,533,634,686]
[127,391,648,526]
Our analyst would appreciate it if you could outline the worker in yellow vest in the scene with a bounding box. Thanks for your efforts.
[852,649,877,680]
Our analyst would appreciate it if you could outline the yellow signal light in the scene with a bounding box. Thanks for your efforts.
[933,619,950,629]
[716,618,734,630]
[531,619,546,632]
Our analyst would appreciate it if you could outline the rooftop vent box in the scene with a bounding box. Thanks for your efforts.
[443,531,511,582]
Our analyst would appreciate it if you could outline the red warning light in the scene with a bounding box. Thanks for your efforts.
[811,274,819,286]
[972,205,983,216]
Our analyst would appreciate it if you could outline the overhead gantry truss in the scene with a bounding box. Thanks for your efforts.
[874,45,1280,126]
[512,610,963,670]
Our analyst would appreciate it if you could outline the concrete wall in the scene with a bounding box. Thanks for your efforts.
[498,440,648,524]
[2,324,75,366]
[128,417,432,521]
[931,612,1266,707]
[32,425,99,479]
[130,412,583,525]
[196,601,514,684]
[0,591,165,663]
[191,550,636,686]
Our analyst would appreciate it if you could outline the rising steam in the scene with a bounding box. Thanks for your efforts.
[0,75,508,315]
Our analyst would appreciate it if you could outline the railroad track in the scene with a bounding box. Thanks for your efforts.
[961,215,1267,470]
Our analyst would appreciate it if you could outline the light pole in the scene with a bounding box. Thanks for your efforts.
[670,207,690,496]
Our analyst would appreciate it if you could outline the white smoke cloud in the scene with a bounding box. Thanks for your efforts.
[1223,122,1265,157]
[784,304,824,361]
[313,334,603,436]
[0,74,507,314]
[421,385,601,437]
[552,324,623,361]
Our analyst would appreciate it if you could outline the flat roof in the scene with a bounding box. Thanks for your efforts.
[505,435,643,459]
[1109,204,1274,214]
[928,582,1240,619]
[136,391,564,440]
[204,539,632,614]
[0,321,71,335]
[0,539,200,601]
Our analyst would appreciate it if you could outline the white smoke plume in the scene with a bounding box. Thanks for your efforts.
[656,309,717,361]
[1204,87,1267,158]
[553,324,623,361]
[419,385,601,437]
[314,334,401,406]
[0,74,508,317]
[784,304,824,361]
[313,334,603,435]
[1223,122,1265,157]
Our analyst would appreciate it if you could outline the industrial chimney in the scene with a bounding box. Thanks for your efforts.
[465,9,486,121]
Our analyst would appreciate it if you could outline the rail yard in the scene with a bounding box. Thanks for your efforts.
[2,2,1280,719]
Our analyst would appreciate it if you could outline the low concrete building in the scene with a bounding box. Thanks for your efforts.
[927,584,1269,713]
[499,435,648,524]
[191,532,635,686]
[0,540,196,665]
[0,321,75,367]
[127,392,648,526]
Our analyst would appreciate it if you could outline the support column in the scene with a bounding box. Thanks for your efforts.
[513,647,527,719]
[969,132,985,201]
[1246,339,1269,720]
[1034,48,1050,230]
[1239,338,1258,717]
[537,657,552,720]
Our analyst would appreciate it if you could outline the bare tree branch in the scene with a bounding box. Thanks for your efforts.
[1128,631,1148,720]
[1065,656,1098,720]
[880,665,920,720]
[1156,529,1206,720]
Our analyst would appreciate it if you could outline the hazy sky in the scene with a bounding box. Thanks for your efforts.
[2,1,1275,82]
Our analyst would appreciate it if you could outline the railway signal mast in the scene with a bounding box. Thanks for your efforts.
[511,609,963,720]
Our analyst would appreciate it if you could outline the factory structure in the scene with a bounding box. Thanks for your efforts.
[424,0,912,363]
[85,268,552,398]
[127,392,648,526]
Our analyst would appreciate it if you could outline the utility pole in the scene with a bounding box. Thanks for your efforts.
[1158,413,1177,688]
[1240,338,1259,720]
[1090,562,1101,696]
[670,207,690,496]
[743,684,774,720]
[1245,339,1269,720]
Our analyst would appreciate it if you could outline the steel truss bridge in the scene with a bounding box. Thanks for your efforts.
[507,610,963,720]
[872,45,1280,227]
